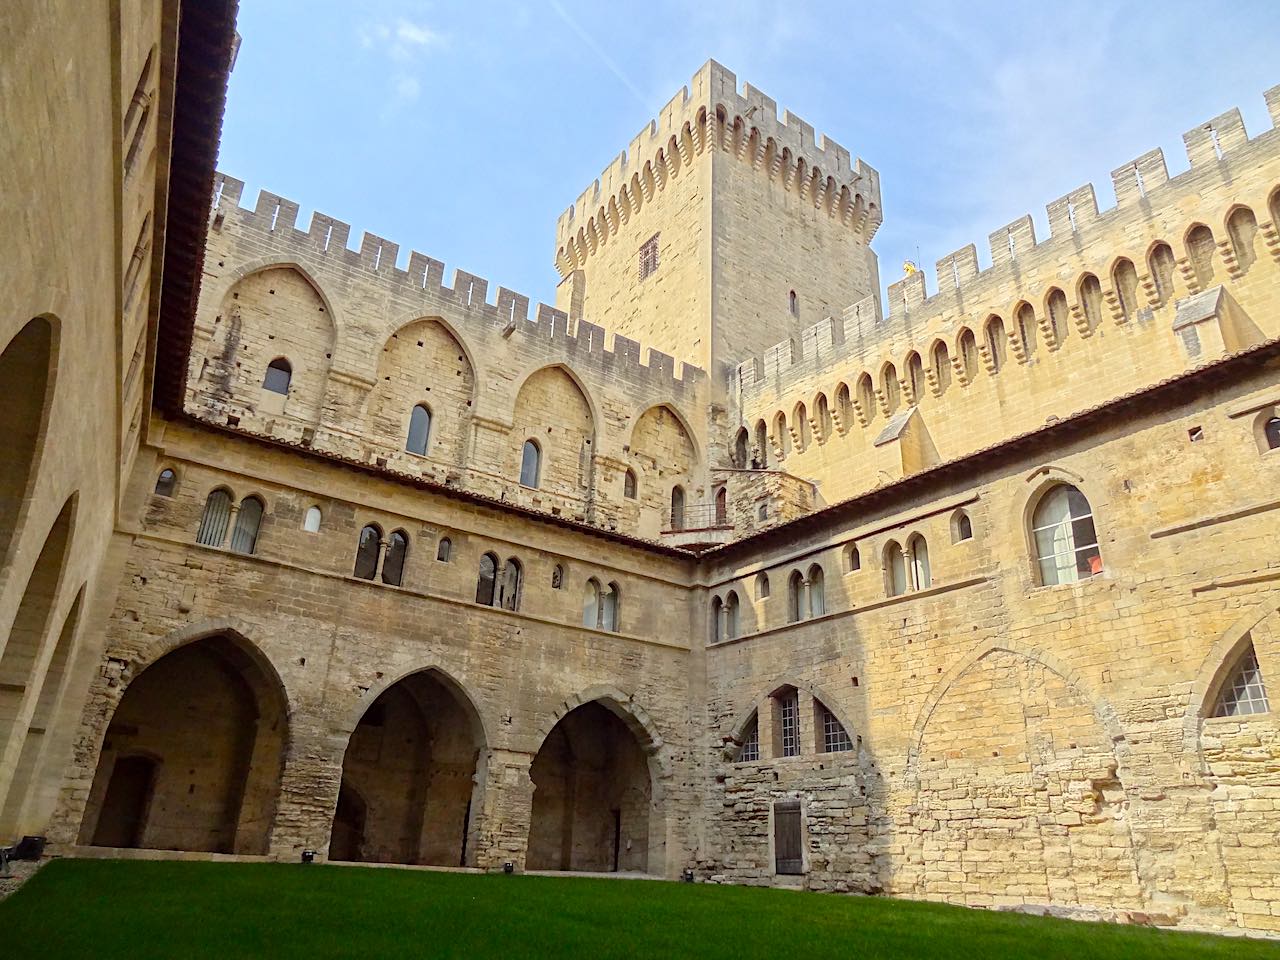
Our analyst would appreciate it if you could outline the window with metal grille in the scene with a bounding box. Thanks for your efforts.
[739,715,759,762]
[638,234,660,280]
[1213,644,1269,717]
[779,690,800,757]
[821,704,853,753]
[773,800,803,875]
[196,489,232,547]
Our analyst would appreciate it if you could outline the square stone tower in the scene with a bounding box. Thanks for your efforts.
[554,60,883,381]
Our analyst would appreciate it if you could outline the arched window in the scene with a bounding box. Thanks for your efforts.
[1046,288,1069,342]
[908,535,931,591]
[958,329,979,380]
[881,363,900,413]
[436,537,452,562]
[303,505,322,533]
[353,524,382,580]
[1032,484,1103,585]
[519,440,541,488]
[670,485,686,530]
[815,394,833,440]
[601,582,620,632]
[1227,207,1259,275]
[835,383,853,430]
[499,557,522,611]
[772,411,790,459]
[582,578,601,627]
[476,552,498,605]
[733,428,749,468]
[154,468,176,497]
[1266,418,1280,451]
[787,571,804,623]
[754,420,769,468]
[1185,224,1216,287]
[857,373,876,422]
[819,702,853,753]
[623,467,637,499]
[406,403,431,455]
[1148,243,1176,306]
[196,489,233,547]
[1078,274,1104,332]
[262,358,292,395]
[715,487,728,525]
[952,510,973,543]
[1015,302,1037,357]
[789,289,799,316]
[711,596,724,643]
[931,342,951,395]
[725,590,740,639]
[229,496,264,555]
[885,541,907,597]
[984,317,1006,372]
[551,563,564,589]
[755,572,770,599]
[906,352,925,400]
[1112,259,1140,321]
[381,530,409,586]
[792,402,810,451]
[807,564,825,617]
[845,544,860,572]
[1212,642,1269,717]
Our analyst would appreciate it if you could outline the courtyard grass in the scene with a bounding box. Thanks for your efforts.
[2,859,1275,959]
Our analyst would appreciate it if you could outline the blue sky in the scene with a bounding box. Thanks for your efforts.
[220,1,1280,312]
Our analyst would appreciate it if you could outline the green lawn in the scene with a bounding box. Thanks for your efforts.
[1,859,1274,959]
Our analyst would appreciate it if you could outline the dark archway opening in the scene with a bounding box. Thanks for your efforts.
[330,670,485,866]
[78,634,287,854]
[527,701,652,873]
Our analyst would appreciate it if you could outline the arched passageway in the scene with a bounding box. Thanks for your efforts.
[330,670,485,866]
[527,700,653,873]
[78,634,287,855]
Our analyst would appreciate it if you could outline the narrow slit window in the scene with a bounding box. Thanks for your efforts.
[382,530,408,586]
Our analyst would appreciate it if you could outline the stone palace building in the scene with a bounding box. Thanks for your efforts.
[4,0,1280,933]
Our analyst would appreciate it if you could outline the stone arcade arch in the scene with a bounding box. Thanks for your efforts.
[78,632,288,855]
[527,694,663,874]
[0,316,56,569]
[203,265,336,423]
[329,668,487,866]
[905,641,1140,910]
[0,494,76,811]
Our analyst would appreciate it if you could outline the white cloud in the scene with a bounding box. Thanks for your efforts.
[359,12,448,112]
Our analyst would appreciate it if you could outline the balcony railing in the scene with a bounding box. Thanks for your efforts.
[665,502,730,533]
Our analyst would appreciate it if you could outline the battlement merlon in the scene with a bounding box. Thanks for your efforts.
[207,172,707,393]
[553,60,884,264]
[732,80,1280,397]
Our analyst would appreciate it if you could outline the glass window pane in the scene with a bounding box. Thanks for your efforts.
[303,506,322,532]
[476,554,496,605]
[583,581,599,627]
[406,405,431,455]
[353,525,381,580]
[382,532,407,586]
[229,498,263,555]
[520,441,540,488]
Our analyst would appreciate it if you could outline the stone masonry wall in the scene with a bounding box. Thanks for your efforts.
[699,357,1280,931]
